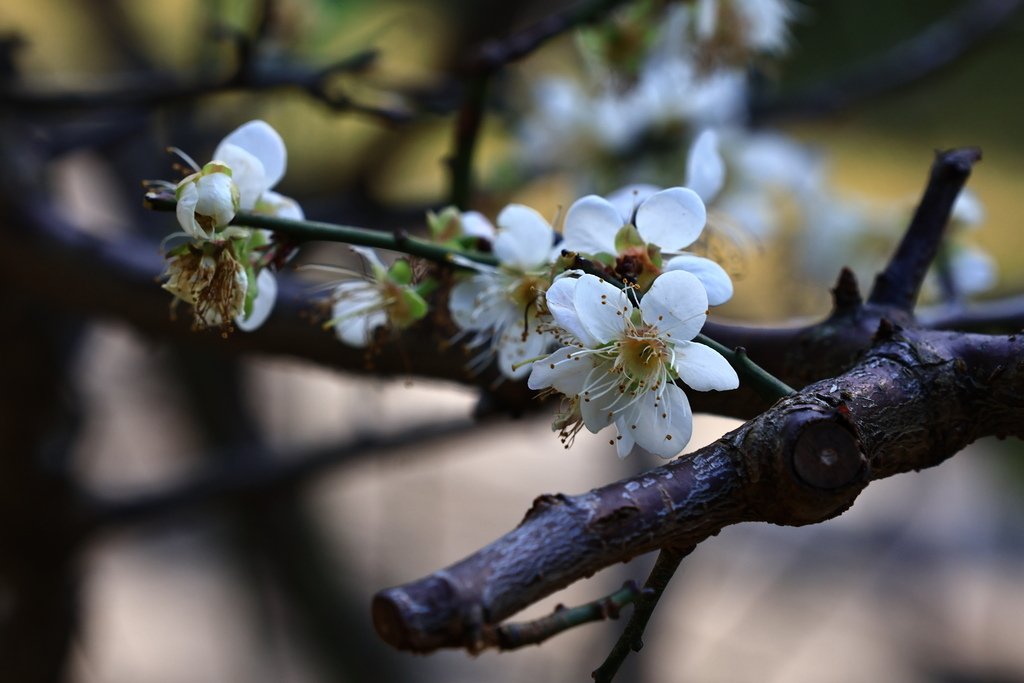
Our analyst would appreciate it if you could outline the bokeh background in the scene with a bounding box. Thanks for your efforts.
[2,1,1023,681]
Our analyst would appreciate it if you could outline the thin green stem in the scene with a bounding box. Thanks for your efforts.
[484,581,646,651]
[695,335,795,401]
[145,194,498,268]
[592,546,692,682]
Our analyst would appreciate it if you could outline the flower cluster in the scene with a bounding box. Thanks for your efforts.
[160,120,301,331]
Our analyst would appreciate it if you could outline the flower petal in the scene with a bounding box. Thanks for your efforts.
[528,346,593,395]
[626,383,692,458]
[685,129,725,204]
[606,183,661,222]
[460,211,496,240]
[561,194,623,256]
[259,190,304,220]
[194,172,238,227]
[350,246,388,280]
[497,326,550,380]
[212,143,266,210]
[449,276,504,331]
[493,204,554,269]
[235,269,277,331]
[664,253,733,305]
[614,425,635,459]
[672,340,739,391]
[573,274,630,345]
[641,270,707,341]
[635,187,707,252]
[214,120,286,190]
[545,276,597,346]
[175,180,205,239]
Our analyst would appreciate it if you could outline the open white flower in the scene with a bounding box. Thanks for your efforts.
[562,187,733,305]
[328,247,428,347]
[529,271,737,458]
[213,120,288,211]
[448,204,557,379]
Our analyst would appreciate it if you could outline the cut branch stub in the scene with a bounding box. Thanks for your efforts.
[787,413,866,491]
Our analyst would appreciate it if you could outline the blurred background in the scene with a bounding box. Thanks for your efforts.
[1,0,1023,681]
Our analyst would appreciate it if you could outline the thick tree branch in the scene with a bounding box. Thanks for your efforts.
[371,327,1024,653]
[869,147,981,310]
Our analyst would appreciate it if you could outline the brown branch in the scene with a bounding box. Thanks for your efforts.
[0,49,409,123]
[752,0,1024,123]
[371,326,1024,653]
[83,416,480,533]
[919,293,1024,333]
[869,147,981,310]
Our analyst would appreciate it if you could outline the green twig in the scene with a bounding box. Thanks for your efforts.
[482,581,646,652]
[695,336,795,400]
[145,194,498,268]
[592,546,692,682]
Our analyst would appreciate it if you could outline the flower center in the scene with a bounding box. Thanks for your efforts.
[617,330,668,385]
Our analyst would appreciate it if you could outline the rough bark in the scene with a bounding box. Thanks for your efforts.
[372,326,1024,653]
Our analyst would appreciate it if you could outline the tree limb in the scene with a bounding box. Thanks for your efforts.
[869,147,981,310]
[371,326,1024,653]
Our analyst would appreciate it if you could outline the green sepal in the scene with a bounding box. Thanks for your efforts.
[614,224,645,253]
[388,259,413,285]
[414,277,439,298]
[427,206,461,242]
[242,264,259,320]
[592,252,617,267]
[400,289,428,324]
[647,243,663,268]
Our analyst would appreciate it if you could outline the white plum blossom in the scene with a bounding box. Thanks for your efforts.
[528,271,738,458]
[327,247,428,347]
[448,205,557,380]
[213,120,289,211]
[175,162,242,241]
[562,187,734,305]
[163,120,301,332]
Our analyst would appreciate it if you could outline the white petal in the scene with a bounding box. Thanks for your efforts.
[449,276,505,331]
[339,310,388,347]
[580,383,615,433]
[951,189,984,228]
[545,276,596,346]
[350,246,388,280]
[175,180,205,239]
[664,253,733,305]
[950,245,997,294]
[573,274,630,345]
[235,269,277,331]
[561,194,623,256]
[213,143,267,210]
[641,270,707,341]
[685,129,725,204]
[194,172,238,227]
[626,383,692,458]
[672,340,739,391]
[606,184,661,222]
[635,187,707,252]
[259,190,304,220]
[528,345,594,395]
[460,211,496,240]
[493,204,554,269]
[497,326,550,380]
[214,120,286,190]
[614,426,635,459]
